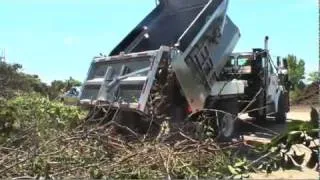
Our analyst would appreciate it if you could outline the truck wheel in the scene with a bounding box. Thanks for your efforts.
[275,93,286,124]
[218,111,238,141]
[248,90,266,123]
[188,109,237,142]
[206,98,239,141]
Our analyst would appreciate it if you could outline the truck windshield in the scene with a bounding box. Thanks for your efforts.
[237,56,250,66]
[227,55,251,66]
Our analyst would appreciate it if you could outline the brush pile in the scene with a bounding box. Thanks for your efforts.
[0,123,246,179]
[293,81,319,105]
[0,94,319,179]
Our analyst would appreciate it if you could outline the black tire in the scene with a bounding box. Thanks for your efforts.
[248,90,266,123]
[275,93,286,124]
[218,112,238,141]
[206,98,239,141]
[284,91,290,112]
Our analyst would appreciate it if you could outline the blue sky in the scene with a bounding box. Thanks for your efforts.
[0,0,318,83]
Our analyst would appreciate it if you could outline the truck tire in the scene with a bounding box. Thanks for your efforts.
[284,91,290,113]
[275,92,286,124]
[205,97,239,141]
[248,91,266,124]
[218,111,237,141]
[218,98,239,141]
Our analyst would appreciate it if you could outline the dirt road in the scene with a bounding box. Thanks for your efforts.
[287,105,319,121]
[240,105,318,138]
[242,105,319,179]
[250,168,319,179]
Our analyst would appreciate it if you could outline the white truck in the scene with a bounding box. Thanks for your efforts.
[79,0,290,140]
[59,86,82,105]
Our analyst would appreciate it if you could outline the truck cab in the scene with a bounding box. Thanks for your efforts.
[223,42,290,123]
[60,86,82,106]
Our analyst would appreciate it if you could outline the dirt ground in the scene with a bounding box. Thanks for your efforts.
[240,105,319,137]
[245,105,319,179]
[287,105,320,121]
[249,168,319,179]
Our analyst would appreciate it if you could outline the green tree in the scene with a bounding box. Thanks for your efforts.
[48,80,65,98]
[66,77,82,90]
[307,71,320,83]
[0,62,82,100]
[48,77,82,99]
[0,62,49,98]
[286,55,305,89]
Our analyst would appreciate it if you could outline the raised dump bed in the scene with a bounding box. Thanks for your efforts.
[110,0,226,55]
[80,0,241,113]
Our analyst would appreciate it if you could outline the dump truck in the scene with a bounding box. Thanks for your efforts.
[79,0,290,140]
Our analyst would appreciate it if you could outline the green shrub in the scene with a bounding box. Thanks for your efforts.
[290,89,303,103]
[0,93,85,145]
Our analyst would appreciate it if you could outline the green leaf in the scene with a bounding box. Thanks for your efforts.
[228,165,239,175]
[257,164,264,170]
[234,174,242,179]
[234,161,246,167]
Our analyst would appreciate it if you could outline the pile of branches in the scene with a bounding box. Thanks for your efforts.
[0,121,248,179]
[1,117,319,179]
[0,97,319,179]
[293,81,319,105]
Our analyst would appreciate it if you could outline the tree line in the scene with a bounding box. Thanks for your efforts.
[0,62,82,100]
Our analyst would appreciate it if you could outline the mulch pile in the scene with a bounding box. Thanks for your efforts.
[294,81,319,105]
